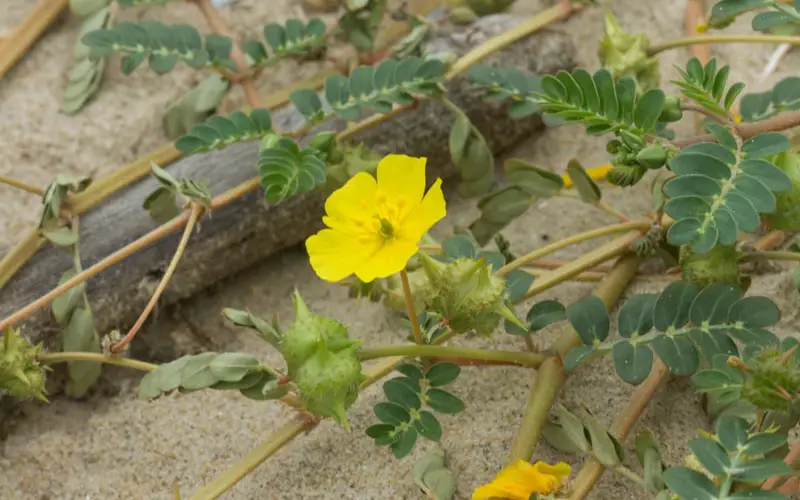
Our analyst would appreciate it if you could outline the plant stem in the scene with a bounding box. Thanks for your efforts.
[496,221,649,276]
[37,352,156,372]
[0,0,68,79]
[596,201,632,223]
[518,231,645,302]
[445,1,581,78]
[358,344,545,368]
[764,437,800,490]
[191,0,261,107]
[0,231,45,288]
[111,204,203,353]
[506,254,641,464]
[681,103,732,127]
[568,361,669,500]
[611,465,648,488]
[741,250,800,262]
[0,175,44,196]
[681,110,800,148]
[684,0,711,134]
[523,267,606,282]
[189,417,312,500]
[400,269,424,344]
[647,34,800,56]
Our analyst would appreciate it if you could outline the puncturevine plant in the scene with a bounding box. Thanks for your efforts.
[2,0,800,499]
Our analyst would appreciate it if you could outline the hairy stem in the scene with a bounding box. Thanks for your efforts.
[741,250,800,262]
[596,201,632,223]
[0,0,68,79]
[358,344,545,367]
[612,465,648,489]
[506,254,641,464]
[0,175,44,196]
[111,204,203,353]
[568,361,670,500]
[496,221,650,276]
[647,34,800,56]
[400,269,424,344]
[37,352,156,372]
[675,110,800,147]
[681,102,733,127]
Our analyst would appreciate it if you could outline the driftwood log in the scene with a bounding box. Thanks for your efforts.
[0,15,575,421]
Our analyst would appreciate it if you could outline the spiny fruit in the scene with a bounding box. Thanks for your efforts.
[280,291,363,429]
[1,328,48,401]
[680,244,741,289]
[418,253,524,335]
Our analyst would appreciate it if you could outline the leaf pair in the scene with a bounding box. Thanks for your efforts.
[467,65,542,118]
[367,362,464,459]
[175,108,273,155]
[62,7,112,115]
[138,351,285,401]
[740,76,800,122]
[142,162,211,223]
[542,405,625,468]
[564,282,782,385]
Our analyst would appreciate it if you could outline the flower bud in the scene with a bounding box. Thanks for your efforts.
[606,139,623,155]
[658,96,683,123]
[281,291,359,376]
[606,164,646,187]
[1,328,48,401]
[680,244,741,289]
[293,345,363,430]
[636,144,668,169]
[762,152,800,230]
[418,254,524,335]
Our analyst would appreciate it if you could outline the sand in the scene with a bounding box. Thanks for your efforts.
[1,0,799,499]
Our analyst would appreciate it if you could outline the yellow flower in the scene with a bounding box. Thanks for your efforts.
[306,154,446,283]
[473,460,571,500]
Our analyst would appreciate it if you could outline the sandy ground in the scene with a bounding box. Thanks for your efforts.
[1,0,799,499]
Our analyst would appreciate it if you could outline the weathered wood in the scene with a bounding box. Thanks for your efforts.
[0,16,574,353]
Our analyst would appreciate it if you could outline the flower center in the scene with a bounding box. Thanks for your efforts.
[378,218,394,238]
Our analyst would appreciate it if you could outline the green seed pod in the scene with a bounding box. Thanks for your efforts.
[382,268,428,313]
[418,254,524,336]
[658,96,683,123]
[680,244,741,289]
[281,292,358,376]
[0,328,48,401]
[597,12,661,91]
[606,164,646,187]
[762,152,800,230]
[619,129,646,150]
[636,144,668,169]
[293,346,362,429]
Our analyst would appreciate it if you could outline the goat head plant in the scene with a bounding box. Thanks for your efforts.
[2,0,800,499]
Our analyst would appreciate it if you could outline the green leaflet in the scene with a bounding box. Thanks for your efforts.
[665,133,791,252]
[323,57,446,121]
[258,138,327,204]
[162,75,231,139]
[81,21,235,74]
[175,108,273,155]
[243,18,329,69]
[564,281,782,383]
[61,7,112,115]
[740,76,800,122]
[673,57,744,117]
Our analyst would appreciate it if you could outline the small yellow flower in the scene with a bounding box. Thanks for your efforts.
[473,459,571,500]
[306,154,446,283]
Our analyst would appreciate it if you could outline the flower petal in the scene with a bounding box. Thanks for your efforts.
[377,154,426,206]
[472,481,531,500]
[532,461,571,484]
[323,172,377,232]
[398,177,446,242]
[306,228,381,282]
[354,239,418,283]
